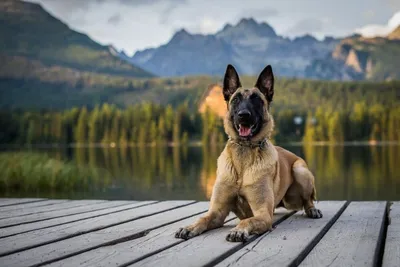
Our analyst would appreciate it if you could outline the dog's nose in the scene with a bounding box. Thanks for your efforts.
[238,110,251,119]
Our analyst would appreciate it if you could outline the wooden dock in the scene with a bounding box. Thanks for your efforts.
[0,198,398,267]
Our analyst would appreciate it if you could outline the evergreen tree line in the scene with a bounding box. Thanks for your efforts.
[0,103,223,146]
[0,101,399,145]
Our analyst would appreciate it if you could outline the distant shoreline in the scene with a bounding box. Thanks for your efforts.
[1,141,399,149]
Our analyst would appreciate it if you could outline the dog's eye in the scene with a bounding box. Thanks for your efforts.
[250,94,259,100]
[230,97,239,105]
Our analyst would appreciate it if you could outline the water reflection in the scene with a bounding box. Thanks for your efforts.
[2,144,399,201]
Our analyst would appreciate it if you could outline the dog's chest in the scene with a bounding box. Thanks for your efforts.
[229,146,276,185]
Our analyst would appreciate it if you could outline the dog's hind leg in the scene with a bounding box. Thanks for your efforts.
[285,159,322,218]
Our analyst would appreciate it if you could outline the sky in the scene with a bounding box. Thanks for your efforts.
[27,0,400,56]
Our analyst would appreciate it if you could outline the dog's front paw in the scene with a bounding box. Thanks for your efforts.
[226,228,249,243]
[306,207,323,219]
[175,226,201,240]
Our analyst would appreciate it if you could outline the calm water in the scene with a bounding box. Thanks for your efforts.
[1,144,400,201]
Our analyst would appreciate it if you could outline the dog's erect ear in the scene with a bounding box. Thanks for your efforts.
[223,64,241,101]
[255,65,274,102]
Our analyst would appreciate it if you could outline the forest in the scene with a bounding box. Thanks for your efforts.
[1,73,400,145]
[1,99,399,145]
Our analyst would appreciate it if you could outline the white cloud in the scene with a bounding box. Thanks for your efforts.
[356,11,400,37]
[25,0,400,54]
[188,18,221,34]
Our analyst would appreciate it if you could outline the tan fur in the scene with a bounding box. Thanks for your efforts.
[175,85,321,242]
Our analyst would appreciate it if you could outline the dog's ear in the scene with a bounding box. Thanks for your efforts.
[223,64,241,101]
[255,65,274,102]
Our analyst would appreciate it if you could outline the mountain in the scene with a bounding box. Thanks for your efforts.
[306,28,400,81]
[129,18,340,78]
[0,0,152,78]
[127,18,400,81]
[129,29,235,76]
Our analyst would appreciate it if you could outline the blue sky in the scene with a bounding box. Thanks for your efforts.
[28,0,400,55]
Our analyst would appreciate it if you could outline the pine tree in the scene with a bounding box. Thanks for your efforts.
[88,107,100,144]
[75,108,88,144]
[157,116,167,145]
[110,111,121,143]
[327,112,344,143]
[172,110,181,145]
[303,112,316,143]
[137,126,147,146]
[149,121,158,145]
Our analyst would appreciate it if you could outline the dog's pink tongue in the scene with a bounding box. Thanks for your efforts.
[239,125,251,137]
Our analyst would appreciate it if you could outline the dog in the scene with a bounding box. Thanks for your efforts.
[175,64,322,242]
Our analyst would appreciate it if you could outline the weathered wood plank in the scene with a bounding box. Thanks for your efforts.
[0,199,70,215]
[0,200,191,256]
[3,202,211,267]
[46,206,233,267]
[0,200,103,219]
[215,201,347,267]
[127,208,293,267]
[299,201,387,267]
[0,198,45,207]
[383,202,400,267]
[0,200,139,229]
[0,200,138,237]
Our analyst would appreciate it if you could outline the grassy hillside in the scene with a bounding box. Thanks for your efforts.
[0,55,215,109]
[0,0,152,77]
[1,63,399,112]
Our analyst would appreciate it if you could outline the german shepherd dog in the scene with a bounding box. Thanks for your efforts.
[175,64,322,242]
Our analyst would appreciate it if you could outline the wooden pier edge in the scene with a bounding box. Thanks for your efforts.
[0,198,398,267]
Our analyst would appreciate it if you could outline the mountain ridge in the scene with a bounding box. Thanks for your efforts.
[126,18,400,81]
[129,18,340,78]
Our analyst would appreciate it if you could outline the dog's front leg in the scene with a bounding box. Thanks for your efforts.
[175,182,235,240]
[226,181,274,242]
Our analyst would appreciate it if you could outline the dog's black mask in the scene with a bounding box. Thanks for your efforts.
[230,91,264,139]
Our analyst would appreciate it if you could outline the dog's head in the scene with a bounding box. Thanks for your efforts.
[223,64,275,141]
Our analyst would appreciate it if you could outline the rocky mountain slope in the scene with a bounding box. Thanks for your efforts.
[125,19,400,81]
[129,18,340,78]
[307,27,400,81]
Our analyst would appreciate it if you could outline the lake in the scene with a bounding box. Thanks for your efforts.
[1,144,399,201]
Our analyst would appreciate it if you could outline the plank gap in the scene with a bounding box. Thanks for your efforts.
[373,201,390,267]
[202,210,296,267]
[0,199,47,207]
[0,201,196,257]
[288,200,350,267]
[0,201,159,230]
[118,216,238,267]
[32,208,210,267]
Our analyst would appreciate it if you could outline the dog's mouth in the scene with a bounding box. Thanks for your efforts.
[235,123,258,138]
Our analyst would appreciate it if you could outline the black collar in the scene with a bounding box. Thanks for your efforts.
[228,137,268,150]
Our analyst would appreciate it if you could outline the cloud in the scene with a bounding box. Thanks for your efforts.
[363,10,375,19]
[119,0,187,6]
[356,11,400,37]
[285,18,326,36]
[237,7,279,21]
[107,13,121,25]
[28,0,187,13]
[159,1,188,24]
[188,17,220,34]
[384,0,400,11]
